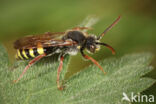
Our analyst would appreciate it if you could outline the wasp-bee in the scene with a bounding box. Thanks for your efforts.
[14,16,120,90]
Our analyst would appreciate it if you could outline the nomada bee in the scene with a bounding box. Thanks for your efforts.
[14,16,120,90]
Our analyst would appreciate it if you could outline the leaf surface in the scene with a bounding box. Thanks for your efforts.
[0,45,155,104]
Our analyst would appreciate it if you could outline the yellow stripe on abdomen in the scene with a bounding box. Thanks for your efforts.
[37,47,44,55]
[15,53,19,59]
[15,47,45,60]
[22,49,29,59]
[29,48,35,57]
[17,49,24,59]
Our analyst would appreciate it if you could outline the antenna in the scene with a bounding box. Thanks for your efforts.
[97,16,121,40]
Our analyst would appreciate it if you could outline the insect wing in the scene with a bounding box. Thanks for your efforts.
[43,39,77,47]
[14,32,66,49]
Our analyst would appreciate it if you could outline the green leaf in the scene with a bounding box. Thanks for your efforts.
[0,44,155,104]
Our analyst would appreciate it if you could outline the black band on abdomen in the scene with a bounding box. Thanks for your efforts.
[33,48,39,56]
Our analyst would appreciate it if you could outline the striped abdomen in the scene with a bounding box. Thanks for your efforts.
[16,47,45,60]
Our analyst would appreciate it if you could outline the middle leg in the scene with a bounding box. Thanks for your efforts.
[80,48,106,74]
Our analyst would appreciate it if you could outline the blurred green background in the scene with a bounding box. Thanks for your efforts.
[0,0,155,100]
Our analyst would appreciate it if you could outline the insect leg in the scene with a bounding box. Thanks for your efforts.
[57,55,64,90]
[72,27,92,31]
[80,48,106,74]
[14,53,46,83]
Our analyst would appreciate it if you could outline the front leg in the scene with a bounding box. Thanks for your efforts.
[80,48,106,74]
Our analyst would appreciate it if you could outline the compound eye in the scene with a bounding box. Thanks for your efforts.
[90,45,94,49]
[89,45,96,53]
